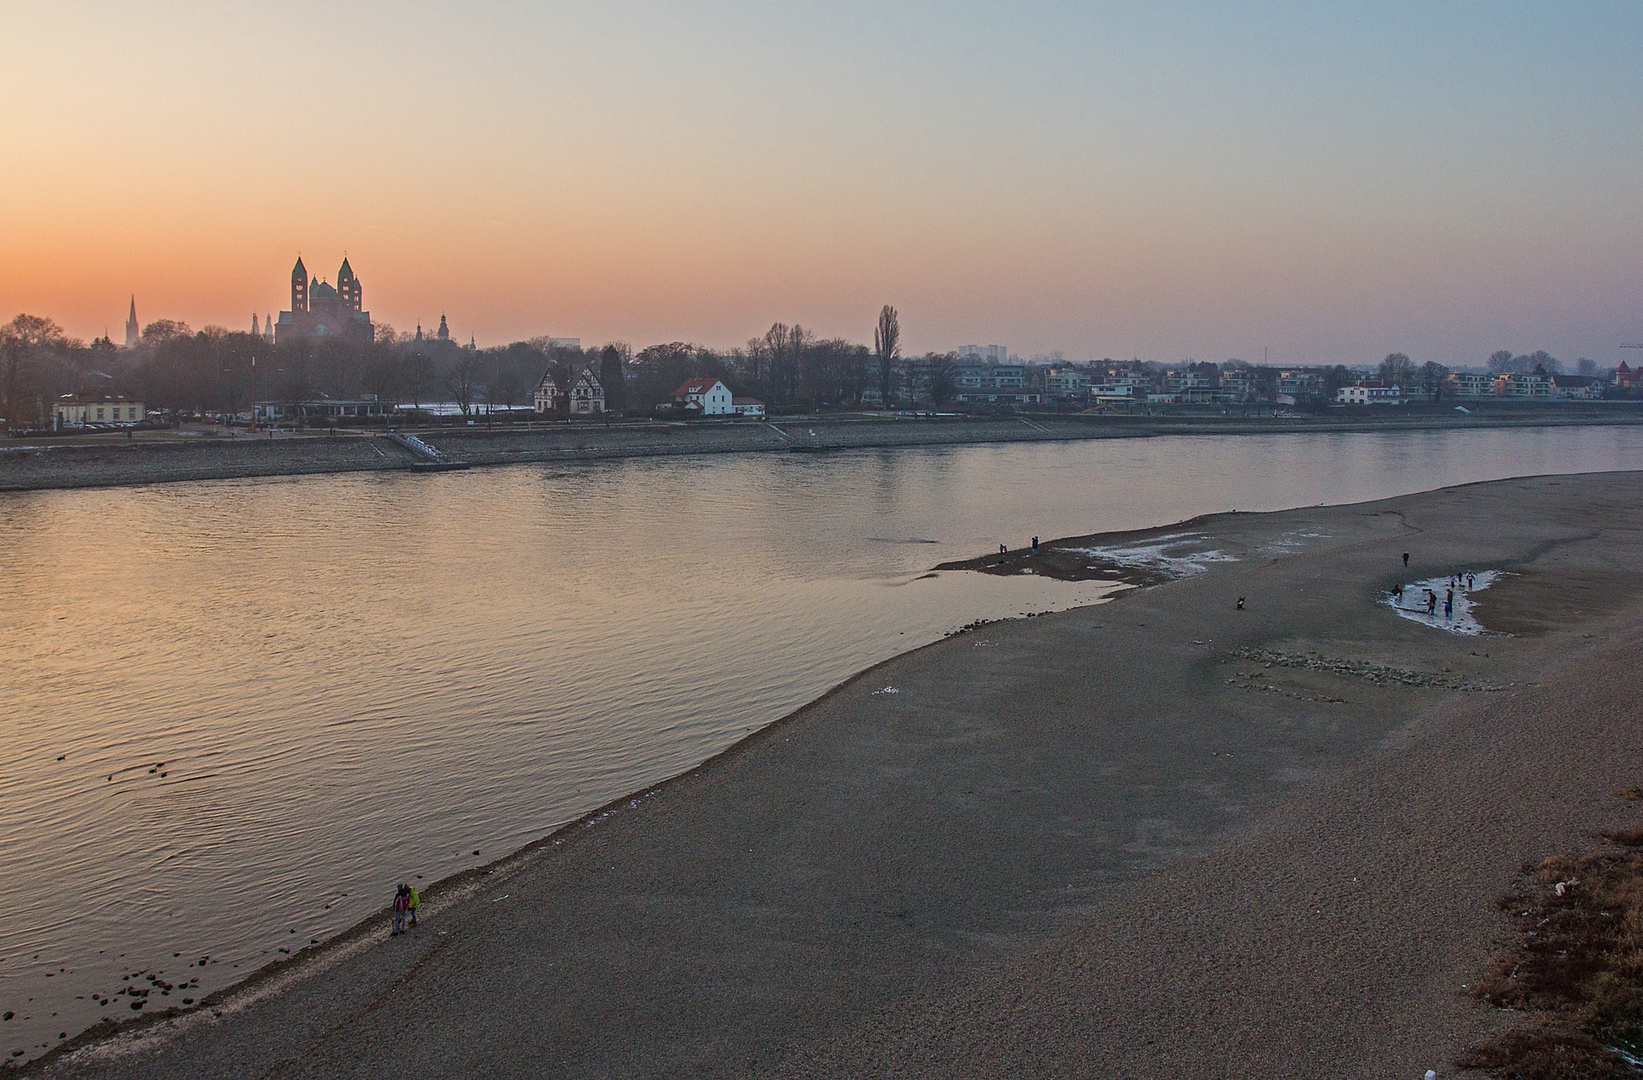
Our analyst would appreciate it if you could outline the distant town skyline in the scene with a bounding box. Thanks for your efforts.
[5,5,1642,365]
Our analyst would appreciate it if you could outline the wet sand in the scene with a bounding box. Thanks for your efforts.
[25,471,1643,1079]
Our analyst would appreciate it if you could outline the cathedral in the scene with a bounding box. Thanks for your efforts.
[275,256,373,345]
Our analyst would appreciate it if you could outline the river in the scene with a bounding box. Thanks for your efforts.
[2,423,1641,1059]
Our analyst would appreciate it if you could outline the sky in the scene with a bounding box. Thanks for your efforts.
[3,1,1642,365]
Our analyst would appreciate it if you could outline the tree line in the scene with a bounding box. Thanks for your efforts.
[5,304,1616,429]
[0,304,935,425]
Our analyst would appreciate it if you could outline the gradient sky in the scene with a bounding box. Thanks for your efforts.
[4,2,1641,364]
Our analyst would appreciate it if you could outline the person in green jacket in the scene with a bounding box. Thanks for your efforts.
[408,883,420,927]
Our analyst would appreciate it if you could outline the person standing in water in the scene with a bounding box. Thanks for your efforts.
[1467,572,1475,590]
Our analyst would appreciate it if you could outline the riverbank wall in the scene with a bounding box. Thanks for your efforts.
[4,406,1641,492]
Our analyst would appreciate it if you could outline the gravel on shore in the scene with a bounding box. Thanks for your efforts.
[23,471,1643,1080]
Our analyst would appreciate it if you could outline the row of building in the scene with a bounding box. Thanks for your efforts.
[1024,362,1622,407]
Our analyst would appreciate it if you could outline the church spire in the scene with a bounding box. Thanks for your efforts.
[124,295,140,348]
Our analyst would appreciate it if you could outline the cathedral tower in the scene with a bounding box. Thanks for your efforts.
[275,254,370,346]
[337,257,362,312]
[124,296,140,348]
[291,257,309,314]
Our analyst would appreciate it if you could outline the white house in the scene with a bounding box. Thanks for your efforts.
[55,395,145,428]
[1446,372,1494,399]
[674,378,734,415]
[1497,372,1552,399]
[1043,367,1091,401]
[732,396,765,417]
[1335,381,1402,405]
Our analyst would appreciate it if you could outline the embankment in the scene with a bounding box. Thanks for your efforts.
[4,406,1641,492]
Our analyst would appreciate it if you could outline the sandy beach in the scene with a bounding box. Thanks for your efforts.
[20,471,1643,1079]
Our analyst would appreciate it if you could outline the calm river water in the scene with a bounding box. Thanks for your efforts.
[3,424,1643,1057]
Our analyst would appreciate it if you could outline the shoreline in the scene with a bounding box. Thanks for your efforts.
[3,407,1641,494]
[23,471,1643,1078]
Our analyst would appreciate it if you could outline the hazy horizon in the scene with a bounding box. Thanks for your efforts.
[5,3,1641,365]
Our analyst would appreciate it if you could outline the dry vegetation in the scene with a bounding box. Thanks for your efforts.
[1459,824,1643,1078]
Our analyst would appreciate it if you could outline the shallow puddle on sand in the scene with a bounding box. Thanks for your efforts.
[1385,571,1503,635]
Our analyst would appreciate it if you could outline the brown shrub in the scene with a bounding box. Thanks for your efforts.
[1461,838,1643,1077]
[1457,1029,1637,1079]
[1603,826,1643,848]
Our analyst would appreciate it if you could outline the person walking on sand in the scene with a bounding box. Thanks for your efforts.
[408,883,421,927]
[391,884,410,936]
[1403,552,1410,567]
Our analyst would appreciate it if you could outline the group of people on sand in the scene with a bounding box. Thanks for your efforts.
[1390,560,1478,621]
[391,882,420,936]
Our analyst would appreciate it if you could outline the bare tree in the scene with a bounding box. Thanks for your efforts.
[314,340,357,401]
[629,342,702,412]
[874,305,900,408]
[276,354,317,418]
[447,354,484,418]
[139,320,192,348]
[401,353,435,413]
[1527,350,1561,376]
[926,351,958,407]
[488,353,525,421]
[762,323,790,405]
[1,314,67,428]
[1377,352,1413,388]
[1418,361,1449,402]
[363,353,401,414]
[1577,357,1598,377]
[743,335,770,395]
[786,324,813,406]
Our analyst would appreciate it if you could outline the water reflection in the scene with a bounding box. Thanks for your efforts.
[1,424,1641,1057]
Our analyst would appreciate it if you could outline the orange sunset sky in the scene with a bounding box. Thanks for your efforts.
[4,2,1641,365]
